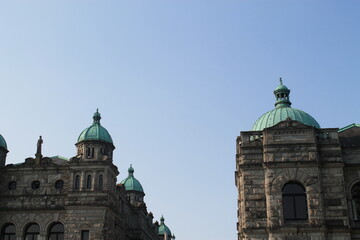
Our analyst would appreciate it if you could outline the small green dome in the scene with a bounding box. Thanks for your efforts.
[252,79,320,131]
[77,109,113,144]
[158,216,172,236]
[274,78,290,92]
[0,134,7,150]
[120,165,144,193]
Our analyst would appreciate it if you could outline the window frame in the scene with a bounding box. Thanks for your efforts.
[282,182,308,222]
[351,182,360,221]
[24,223,40,240]
[1,223,16,240]
[47,222,64,240]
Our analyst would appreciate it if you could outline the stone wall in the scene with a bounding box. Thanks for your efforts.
[236,120,356,240]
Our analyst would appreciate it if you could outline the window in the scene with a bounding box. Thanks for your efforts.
[91,148,94,158]
[8,181,16,190]
[351,182,360,221]
[55,180,64,190]
[1,223,16,240]
[47,223,64,240]
[24,223,39,240]
[81,230,89,240]
[86,147,90,158]
[74,175,80,190]
[98,175,103,190]
[31,181,40,190]
[282,182,308,221]
[86,175,92,189]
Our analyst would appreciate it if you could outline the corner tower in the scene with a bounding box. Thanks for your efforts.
[236,80,350,239]
[75,109,115,162]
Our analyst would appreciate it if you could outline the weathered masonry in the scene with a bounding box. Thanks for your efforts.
[0,110,175,240]
[235,80,360,240]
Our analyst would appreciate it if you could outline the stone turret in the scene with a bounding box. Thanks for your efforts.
[120,165,145,206]
[158,216,175,240]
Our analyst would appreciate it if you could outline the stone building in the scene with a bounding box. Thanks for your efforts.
[235,80,360,240]
[0,110,175,240]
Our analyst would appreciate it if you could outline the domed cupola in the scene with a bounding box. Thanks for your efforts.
[77,109,113,144]
[252,79,320,131]
[120,165,145,206]
[158,216,175,240]
[75,110,115,161]
[0,134,8,167]
[120,165,144,192]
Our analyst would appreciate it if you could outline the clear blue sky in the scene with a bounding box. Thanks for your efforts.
[1,1,359,240]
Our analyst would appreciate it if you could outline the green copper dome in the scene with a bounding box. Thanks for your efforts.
[252,79,320,131]
[77,109,113,144]
[0,134,7,150]
[120,165,144,193]
[158,216,172,236]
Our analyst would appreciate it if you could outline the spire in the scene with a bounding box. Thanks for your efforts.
[160,215,165,224]
[273,78,291,108]
[93,109,101,124]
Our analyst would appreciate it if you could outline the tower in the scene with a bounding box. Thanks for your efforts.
[70,109,118,192]
[235,80,351,239]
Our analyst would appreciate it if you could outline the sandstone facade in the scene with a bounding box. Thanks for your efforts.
[235,119,360,240]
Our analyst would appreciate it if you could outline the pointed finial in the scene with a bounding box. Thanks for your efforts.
[128,164,134,175]
[280,77,283,85]
[93,109,101,124]
[172,234,176,239]
[160,215,165,223]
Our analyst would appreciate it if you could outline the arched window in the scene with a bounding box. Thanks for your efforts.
[24,223,39,240]
[86,175,92,189]
[351,182,360,221]
[98,175,103,190]
[74,175,80,190]
[282,182,308,221]
[1,223,16,240]
[47,223,64,240]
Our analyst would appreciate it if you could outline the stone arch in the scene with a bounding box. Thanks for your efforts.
[270,168,312,193]
[46,221,65,240]
[0,221,17,239]
[0,219,20,233]
[266,168,320,227]
[22,221,41,239]
[44,219,65,233]
[346,177,360,199]
[347,178,360,222]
